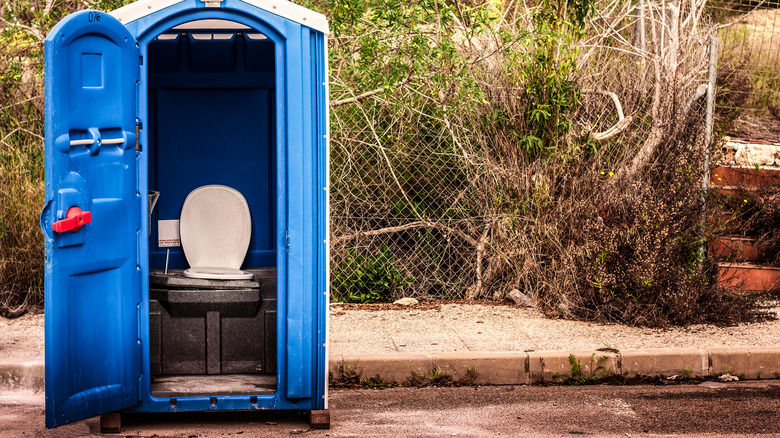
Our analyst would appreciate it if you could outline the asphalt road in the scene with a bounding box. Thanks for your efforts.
[3,381,780,437]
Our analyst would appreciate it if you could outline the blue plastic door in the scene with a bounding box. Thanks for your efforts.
[41,10,141,428]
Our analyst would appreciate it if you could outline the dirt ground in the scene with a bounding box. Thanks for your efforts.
[0,309,43,364]
[4,381,780,437]
[6,303,780,360]
[733,113,780,143]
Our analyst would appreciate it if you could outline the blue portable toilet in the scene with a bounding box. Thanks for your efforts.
[41,0,329,431]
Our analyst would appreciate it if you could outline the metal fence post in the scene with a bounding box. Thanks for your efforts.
[699,35,718,264]
[702,35,718,194]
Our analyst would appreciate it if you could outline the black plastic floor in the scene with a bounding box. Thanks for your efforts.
[150,374,277,397]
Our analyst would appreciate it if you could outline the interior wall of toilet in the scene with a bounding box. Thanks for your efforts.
[146,28,276,270]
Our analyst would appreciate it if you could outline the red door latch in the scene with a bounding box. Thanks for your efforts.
[52,207,92,233]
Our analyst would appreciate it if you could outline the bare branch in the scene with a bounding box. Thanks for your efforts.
[466,223,492,299]
[351,94,425,222]
[581,89,633,141]
[333,220,479,247]
[0,18,45,41]
[0,96,41,112]
[331,76,417,108]
[582,88,626,119]
[717,0,767,30]
[330,86,387,108]
[592,117,633,141]
[44,0,55,16]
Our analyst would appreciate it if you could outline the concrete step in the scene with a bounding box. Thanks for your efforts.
[718,262,780,294]
[0,361,44,393]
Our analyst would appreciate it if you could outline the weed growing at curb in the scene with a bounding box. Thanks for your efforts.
[330,360,761,389]
[331,365,363,387]
[330,364,480,389]
[553,354,613,385]
[427,367,454,386]
[364,374,389,389]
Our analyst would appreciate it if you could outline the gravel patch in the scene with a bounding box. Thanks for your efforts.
[0,311,44,364]
[329,303,780,354]
[4,304,780,361]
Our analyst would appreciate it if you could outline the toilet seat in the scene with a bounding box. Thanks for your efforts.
[180,185,254,280]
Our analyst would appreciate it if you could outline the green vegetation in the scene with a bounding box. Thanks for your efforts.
[0,0,776,327]
[332,246,414,303]
[553,354,612,385]
[330,364,477,388]
[718,8,780,112]
[426,367,454,386]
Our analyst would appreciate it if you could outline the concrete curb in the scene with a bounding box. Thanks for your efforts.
[5,348,780,393]
[0,361,44,393]
[330,347,780,385]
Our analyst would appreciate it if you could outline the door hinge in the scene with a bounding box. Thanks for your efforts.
[285,230,290,248]
[137,301,142,341]
[135,119,142,152]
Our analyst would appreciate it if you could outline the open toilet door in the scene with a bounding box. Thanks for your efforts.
[41,10,141,428]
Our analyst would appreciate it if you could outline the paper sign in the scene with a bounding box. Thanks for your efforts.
[158,220,181,247]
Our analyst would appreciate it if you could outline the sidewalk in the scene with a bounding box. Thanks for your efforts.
[3,303,780,392]
[329,303,780,353]
[329,303,780,385]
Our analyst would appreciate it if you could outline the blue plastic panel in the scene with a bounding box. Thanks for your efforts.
[314,30,330,411]
[42,10,141,428]
[284,24,312,400]
[99,0,330,414]
[283,28,327,407]
[147,87,274,269]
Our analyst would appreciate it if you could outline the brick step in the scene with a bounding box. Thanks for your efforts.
[711,185,761,198]
[718,262,780,295]
[710,236,772,262]
[708,212,743,234]
[711,166,780,188]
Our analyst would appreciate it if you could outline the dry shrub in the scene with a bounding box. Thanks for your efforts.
[0,63,45,314]
[561,117,769,326]
[716,2,780,139]
[0,0,775,325]
[0,165,44,315]
[458,68,771,327]
[324,0,775,326]
[1,0,48,315]
[0,0,131,315]
[714,64,753,138]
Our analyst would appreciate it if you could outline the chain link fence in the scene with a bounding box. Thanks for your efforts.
[326,0,724,308]
[329,87,484,303]
[715,0,780,141]
[1,0,775,322]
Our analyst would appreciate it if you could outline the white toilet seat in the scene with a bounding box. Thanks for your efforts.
[179,185,254,280]
[182,267,254,280]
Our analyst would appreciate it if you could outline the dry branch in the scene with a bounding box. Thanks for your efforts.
[466,223,492,299]
[716,0,767,30]
[331,76,416,107]
[332,220,479,247]
[581,88,633,141]
[330,86,387,108]
[0,18,44,41]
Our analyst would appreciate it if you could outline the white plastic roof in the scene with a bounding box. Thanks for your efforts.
[110,0,329,34]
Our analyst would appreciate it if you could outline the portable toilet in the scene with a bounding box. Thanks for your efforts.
[40,0,329,431]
